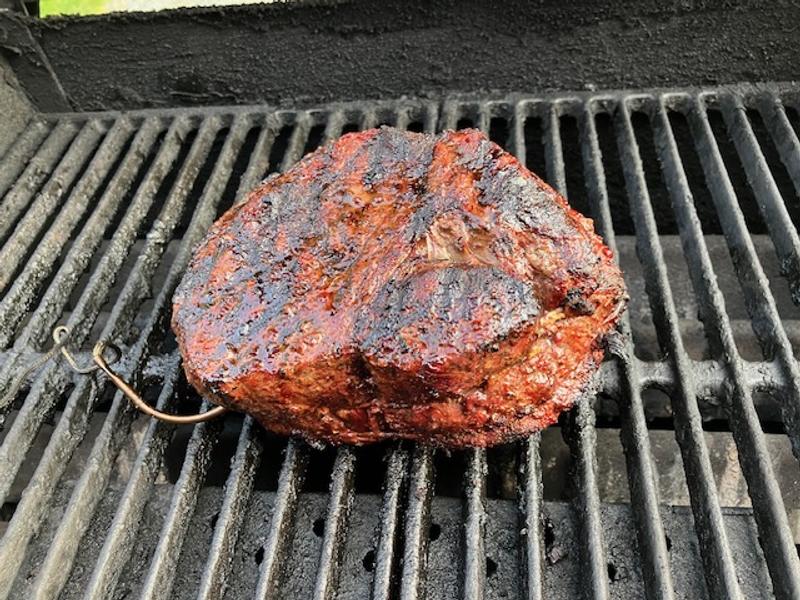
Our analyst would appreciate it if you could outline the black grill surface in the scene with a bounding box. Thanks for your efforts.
[1,83,800,600]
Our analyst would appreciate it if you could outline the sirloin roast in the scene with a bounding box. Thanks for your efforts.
[172,127,627,447]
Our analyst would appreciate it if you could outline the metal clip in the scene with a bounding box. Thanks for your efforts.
[55,326,228,424]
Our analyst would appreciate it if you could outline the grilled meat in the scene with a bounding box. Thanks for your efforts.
[172,127,627,447]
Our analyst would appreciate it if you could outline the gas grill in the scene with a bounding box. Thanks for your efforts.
[2,2,800,599]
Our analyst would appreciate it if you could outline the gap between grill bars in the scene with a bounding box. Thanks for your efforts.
[0,83,799,600]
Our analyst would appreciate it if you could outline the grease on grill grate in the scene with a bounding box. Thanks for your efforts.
[0,87,800,599]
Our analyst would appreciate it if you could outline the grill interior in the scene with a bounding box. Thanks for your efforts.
[1,84,800,599]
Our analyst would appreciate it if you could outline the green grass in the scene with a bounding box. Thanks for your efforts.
[40,0,111,16]
[40,0,269,17]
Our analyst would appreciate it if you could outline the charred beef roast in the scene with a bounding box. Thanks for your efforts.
[172,127,627,447]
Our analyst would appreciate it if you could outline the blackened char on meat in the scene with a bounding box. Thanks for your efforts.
[172,127,627,447]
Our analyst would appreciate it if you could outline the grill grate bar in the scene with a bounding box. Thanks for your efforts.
[0,118,111,293]
[102,115,249,598]
[83,354,184,600]
[323,111,348,145]
[0,117,163,344]
[0,116,185,354]
[0,115,225,597]
[653,97,800,594]
[280,113,312,173]
[312,448,356,600]
[476,106,490,134]
[360,109,379,129]
[460,104,492,600]
[25,116,252,599]
[546,102,610,600]
[128,114,255,599]
[689,95,800,459]
[712,95,800,460]
[512,102,545,600]
[234,115,280,203]
[371,447,408,600]
[682,97,800,597]
[439,101,457,130]
[578,103,675,600]
[139,401,224,600]
[253,440,307,600]
[28,388,146,600]
[0,368,102,598]
[36,353,182,599]
[0,120,80,242]
[686,95,800,459]
[463,448,488,600]
[0,116,213,506]
[399,446,434,600]
[0,358,74,501]
[759,99,800,201]
[519,435,544,600]
[426,106,439,133]
[1,87,799,599]
[0,113,183,514]
[568,402,611,599]
[196,415,263,600]
[613,100,744,598]
[0,116,227,598]
[719,96,800,300]
[394,108,411,130]
[544,105,567,199]
[0,119,51,200]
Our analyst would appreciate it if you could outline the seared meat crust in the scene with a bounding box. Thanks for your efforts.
[172,127,626,447]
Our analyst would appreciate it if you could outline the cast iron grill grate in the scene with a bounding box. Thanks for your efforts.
[0,83,800,599]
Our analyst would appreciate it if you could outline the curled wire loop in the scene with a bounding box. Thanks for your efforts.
[52,325,119,373]
[54,326,227,425]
